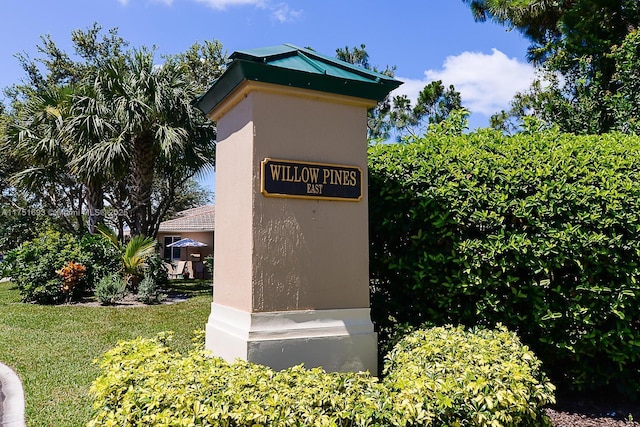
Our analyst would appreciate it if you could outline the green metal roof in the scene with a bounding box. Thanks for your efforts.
[195,43,402,117]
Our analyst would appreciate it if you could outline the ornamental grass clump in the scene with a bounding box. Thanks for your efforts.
[94,274,127,305]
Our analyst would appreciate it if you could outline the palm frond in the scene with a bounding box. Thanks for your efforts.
[122,235,157,275]
[96,223,121,252]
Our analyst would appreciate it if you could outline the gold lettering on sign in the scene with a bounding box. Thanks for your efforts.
[262,158,362,201]
[322,169,358,186]
[306,183,323,194]
[270,164,322,187]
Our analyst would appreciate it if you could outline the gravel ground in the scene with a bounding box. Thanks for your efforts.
[546,398,640,426]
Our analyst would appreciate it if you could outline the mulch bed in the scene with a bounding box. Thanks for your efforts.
[547,397,640,426]
[69,291,189,307]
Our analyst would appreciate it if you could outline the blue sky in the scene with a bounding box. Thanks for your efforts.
[0,0,536,194]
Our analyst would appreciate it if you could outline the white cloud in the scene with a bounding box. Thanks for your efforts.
[393,48,536,117]
[192,0,300,22]
[193,0,266,10]
[271,2,302,23]
[116,0,129,5]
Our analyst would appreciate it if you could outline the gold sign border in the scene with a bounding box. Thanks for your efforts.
[261,158,363,202]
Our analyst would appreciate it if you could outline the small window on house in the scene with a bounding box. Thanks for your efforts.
[163,236,181,260]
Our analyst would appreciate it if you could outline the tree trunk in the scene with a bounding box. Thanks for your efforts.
[129,130,156,236]
[86,179,104,234]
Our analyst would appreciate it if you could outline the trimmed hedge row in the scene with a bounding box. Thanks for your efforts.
[368,129,640,397]
[88,327,554,426]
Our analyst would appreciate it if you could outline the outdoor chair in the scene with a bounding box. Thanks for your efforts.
[167,261,187,279]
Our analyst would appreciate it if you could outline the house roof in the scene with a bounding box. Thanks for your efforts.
[194,43,402,117]
[157,205,215,232]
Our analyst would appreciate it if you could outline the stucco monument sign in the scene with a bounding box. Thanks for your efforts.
[195,44,401,374]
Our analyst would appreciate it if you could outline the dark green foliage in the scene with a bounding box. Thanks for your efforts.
[3,231,86,303]
[390,81,463,139]
[470,1,640,134]
[88,326,553,426]
[79,233,121,287]
[134,253,168,304]
[0,210,41,253]
[143,252,169,290]
[610,29,640,134]
[2,231,120,304]
[368,130,640,397]
[204,254,214,279]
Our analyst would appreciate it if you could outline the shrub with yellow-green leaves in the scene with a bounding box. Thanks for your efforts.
[88,332,389,427]
[88,326,555,427]
[383,325,556,427]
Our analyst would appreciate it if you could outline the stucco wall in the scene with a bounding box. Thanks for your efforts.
[212,82,370,313]
[212,95,255,311]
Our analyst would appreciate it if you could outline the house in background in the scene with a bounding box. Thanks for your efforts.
[157,205,215,278]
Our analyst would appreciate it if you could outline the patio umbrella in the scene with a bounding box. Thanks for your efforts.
[167,238,208,261]
[167,238,208,248]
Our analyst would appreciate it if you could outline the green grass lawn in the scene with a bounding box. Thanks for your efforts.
[0,279,212,427]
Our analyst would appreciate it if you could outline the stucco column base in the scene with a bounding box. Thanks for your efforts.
[205,303,378,375]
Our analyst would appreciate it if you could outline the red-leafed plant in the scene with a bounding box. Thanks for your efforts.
[56,261,87,303]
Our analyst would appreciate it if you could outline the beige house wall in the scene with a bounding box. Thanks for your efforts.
[157,231,214,260]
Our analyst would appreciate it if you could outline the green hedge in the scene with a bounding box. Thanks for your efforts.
[88,326,554,426]
[2,231,120,303]
[368,129,640,397]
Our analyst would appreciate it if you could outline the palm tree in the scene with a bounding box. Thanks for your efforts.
[5,41,220,239]
[3,25,129,235]
[78,47,217,237]
[3,85,86,233]
[96,223,157,289]
[65,83,120,234]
